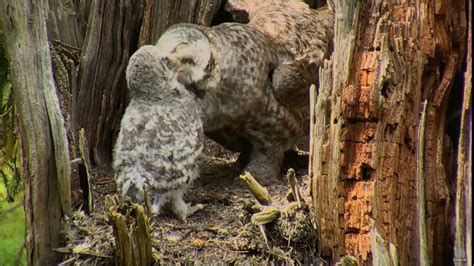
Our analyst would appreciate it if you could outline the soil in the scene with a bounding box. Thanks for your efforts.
[61,140,322,265]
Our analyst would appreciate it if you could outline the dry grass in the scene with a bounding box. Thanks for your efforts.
[60,141,321,265]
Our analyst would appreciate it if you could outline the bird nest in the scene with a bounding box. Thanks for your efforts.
[59,141,322,265]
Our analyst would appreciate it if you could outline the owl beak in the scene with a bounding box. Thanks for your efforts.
[184,82,205,99]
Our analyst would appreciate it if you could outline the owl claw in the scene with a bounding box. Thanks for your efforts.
[186,203,205,217]
[176,203,205,222]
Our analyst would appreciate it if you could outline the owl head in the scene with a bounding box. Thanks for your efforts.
[126,25,213,100]
[126,45,180,99]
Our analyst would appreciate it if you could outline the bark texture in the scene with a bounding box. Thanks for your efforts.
[0,1,72,264]
[310,0,467,265]
[0,0,223,263]
[70,0,221,167]
[454,1,472,264]
[75,0,145,166]
[139,0,222,45]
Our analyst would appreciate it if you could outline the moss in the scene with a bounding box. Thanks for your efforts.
[335,255,359,266]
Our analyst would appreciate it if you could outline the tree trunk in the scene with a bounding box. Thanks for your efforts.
[74,0,221,167]
[310,0,468,265]
[454,1,472,264]
[0,0,222,263]
[0,1,72,264]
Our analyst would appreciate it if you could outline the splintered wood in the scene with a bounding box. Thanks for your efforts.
[107,196,153,266]
[309,0,467,264]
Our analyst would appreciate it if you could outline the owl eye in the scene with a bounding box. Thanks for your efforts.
[180,57,195,65]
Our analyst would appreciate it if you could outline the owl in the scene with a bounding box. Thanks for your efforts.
[154,23,304,183]
[227,0,334,108]
[113,45,204,219]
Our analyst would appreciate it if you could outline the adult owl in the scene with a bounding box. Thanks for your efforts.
[155,22,304,182]
[227,0,334,109]
[113,45,204,219]
[155,2,333,181]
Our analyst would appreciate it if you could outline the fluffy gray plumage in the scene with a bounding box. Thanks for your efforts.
[113,45,204,219]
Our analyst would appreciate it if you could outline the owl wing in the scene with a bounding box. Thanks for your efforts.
[227,2,334,109]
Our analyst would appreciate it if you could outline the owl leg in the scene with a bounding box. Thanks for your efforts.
[242,98,303,183]
[243,149,283,184]
[169,192,204,220]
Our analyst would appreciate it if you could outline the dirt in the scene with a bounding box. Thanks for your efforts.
[60,140,321,265]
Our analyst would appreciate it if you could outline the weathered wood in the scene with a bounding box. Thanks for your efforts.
[240,172,273,205]
[139,0,221,45]
[78,128,94,212]
[310,0,467,264]
[108,196,153,266]
[0,0,72,264]
[454,1,472,265]
[47,0,86,48]
[75,0,145,166]
[310,0,359,260]
[47,0,87,162]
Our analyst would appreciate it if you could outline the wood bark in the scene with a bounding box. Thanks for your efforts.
[1,0,222,263]
[454,1,472,265]
[107,196,153,266]
[139,0,222,45]
[310,0,468,265]
[75,0,145,166]
[0,1,72,264]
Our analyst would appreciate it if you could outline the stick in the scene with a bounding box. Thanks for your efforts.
[239,172,272,205]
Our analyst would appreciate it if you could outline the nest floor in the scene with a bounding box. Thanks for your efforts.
[61,141,322,265]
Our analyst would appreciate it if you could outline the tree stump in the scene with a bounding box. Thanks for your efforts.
[107,196,153,266]
[310,0,468,264]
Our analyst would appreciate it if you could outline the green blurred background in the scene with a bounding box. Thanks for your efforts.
[0,186,26,265]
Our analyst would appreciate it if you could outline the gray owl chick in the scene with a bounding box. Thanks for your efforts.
[113,45,204,219]
[154,23,304,182]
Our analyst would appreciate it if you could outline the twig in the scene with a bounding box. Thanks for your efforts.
[417,99,429,264]
[239,172,272,205]
[286,168,304,208]
[94,178,114,185]
[79,129,94,212]
[53,247,112,258]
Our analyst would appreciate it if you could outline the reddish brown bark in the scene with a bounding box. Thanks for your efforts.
[310,1,467,264]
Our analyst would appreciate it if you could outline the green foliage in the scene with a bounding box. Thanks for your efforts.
[0,35,26,265]
[0,33,23,203]
[0,185,27,266]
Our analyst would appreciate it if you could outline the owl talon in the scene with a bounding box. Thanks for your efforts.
[186,203,205,217]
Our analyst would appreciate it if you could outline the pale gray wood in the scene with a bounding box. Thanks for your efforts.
[0,0,72,264]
